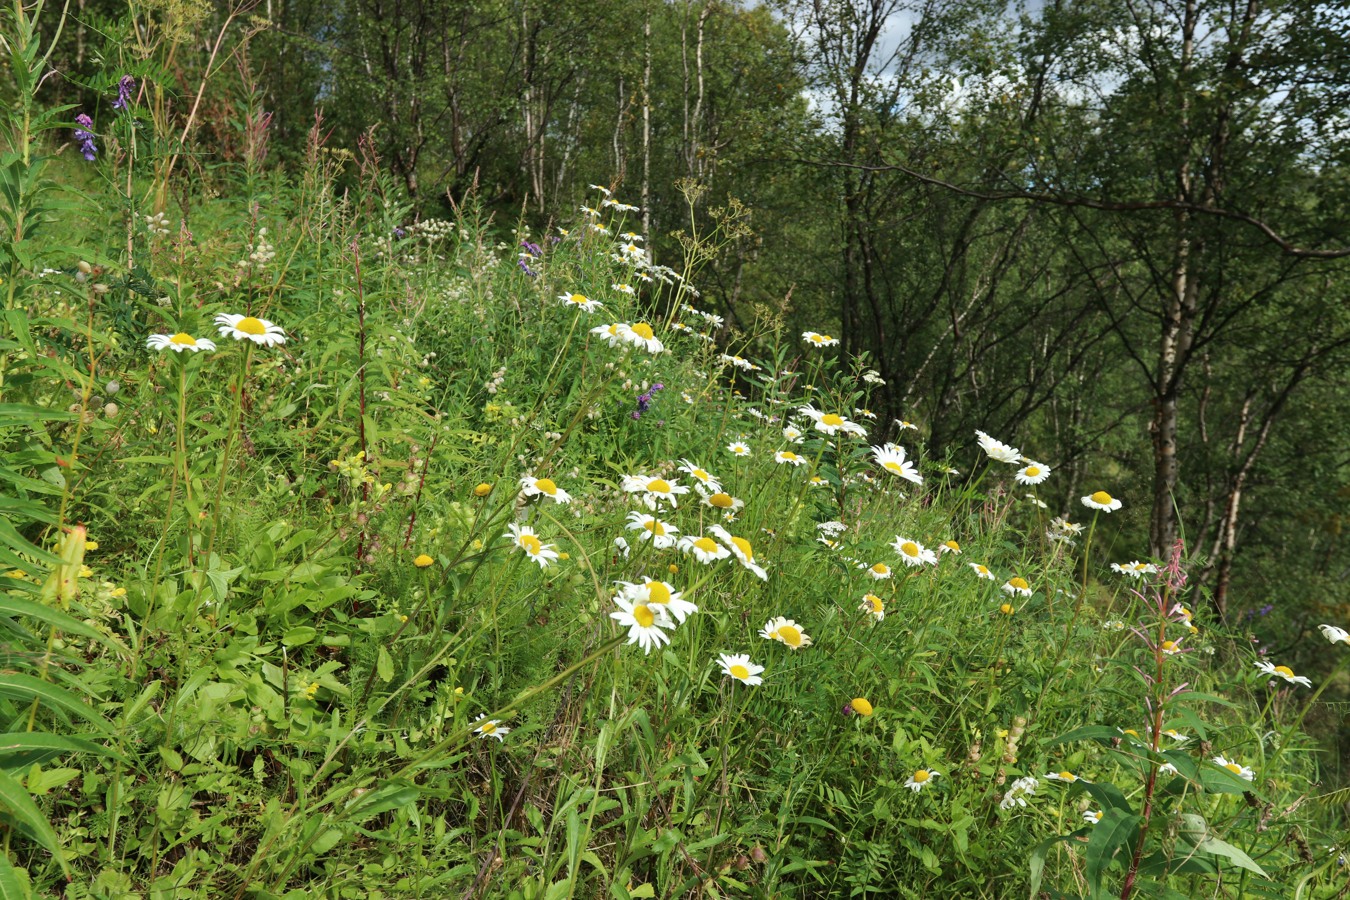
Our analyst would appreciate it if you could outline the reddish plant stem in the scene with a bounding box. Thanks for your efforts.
[402,433,439,550]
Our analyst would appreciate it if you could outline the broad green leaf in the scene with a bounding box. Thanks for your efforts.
[0,768,68,876]
[0,596,107,643]
[0,854,31,900]
[1085,808,1141,900]
[1195,836,1269,877]
[0,674,112,733]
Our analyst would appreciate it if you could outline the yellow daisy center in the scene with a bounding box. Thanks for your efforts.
[1058,771,1075,781]
[568,294,588,304]
[692,468,709,481]
[883,461,904,474]
[709,492,734,509]
[730,664,750,680]
[236,316,266,335]
[821,413,844,427]
[644,520,666,536]
[170,332,196,345]
[632,604,656,628]
[1162,640,1177,652]
[731,536,754,560]
[646,582,671,605]
[1009,577,1029,590]
[1000,603,1014,614]
[871,563,889,575]
[518,534,542,555]
[647,478,670,493]
[631,322,655,340]
[851,698,873,715]
[1025,466,1041,477]
[413,554,434,567]
[945,541,960,551]
[535,477,558,495]
[1274,665,1294,677]
[900,541,919,558]
[1091,490,1114,505]
[913,770,931,783]
[865,594,883,611]
[693,537,719,553]
[780,452,799,461]
[480,721,497,734]
[1223,762,1242,775]
[976,565,989,575]
[778,625,803,647]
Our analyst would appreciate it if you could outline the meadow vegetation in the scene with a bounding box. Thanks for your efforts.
[2,2,1350,898]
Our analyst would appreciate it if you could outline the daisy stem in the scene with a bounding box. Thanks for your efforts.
[1030,511,1100,725]
[177,358,195,567]
[206,342,252,566]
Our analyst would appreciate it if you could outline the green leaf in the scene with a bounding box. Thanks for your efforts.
[1027,832,1078,899]
[0,855,31,900]
[376,647,394,683]
[0,768,68,877]
[0,596,108,643]
[0,733,119,770]
[1195,836,1269,877]
[282,626,317,647]
[0,674,112,733]
[1085,808,1141,900]
[344,781,419,822]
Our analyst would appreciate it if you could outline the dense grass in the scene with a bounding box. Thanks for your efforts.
[2,40,1347,899]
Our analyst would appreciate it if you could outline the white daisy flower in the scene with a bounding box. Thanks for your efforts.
[859,593,885,622]
[474,719,511,742]
[871,443,922,484]
[590,322,632,345]
[1320,624,1350,645]
[1014,462,1051,485]
[625,511,680,549]
[759,616,811,649]
[214,313,286,346]
[861,561,893,580]
[774,450,807,467]
[799,405,867,437]
[1255,660,1312,687]
[718,653,764,686]
[520,475,572,504]
[1001,577,1032,597]
[622,322,664,354]
[610,595,676,654]
[1081,490,1123,512]
[904,769,938,792]
[677,460,721,494]
[892,537,937,567]
[678,534,731,564]
[558,292,603,313]
[969,563,996,580]
[147,332,217,353]
[802,331,839,347]
[617,579,698,624]
[505,523,560,568]
[622,474,690,510]
[727,441,752,458]
[975,430,1021,463]
[1212,755,1254,781]
[709,525,768,580]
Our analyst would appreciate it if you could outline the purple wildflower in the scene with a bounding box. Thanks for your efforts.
[112,75,136,111]
[520,240,542,258]
[393,226,406,239]
[518,259,539,278]
[73,114,97,161]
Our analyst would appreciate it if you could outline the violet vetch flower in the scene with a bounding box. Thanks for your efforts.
[520,240,542,258]
[112,75,136,111]
[393,226,406,239]
[518,258,539,278]
[632,383,665,419]
[73,114,97,161]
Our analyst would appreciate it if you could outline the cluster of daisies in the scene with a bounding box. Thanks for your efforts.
[146,313,287,353]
